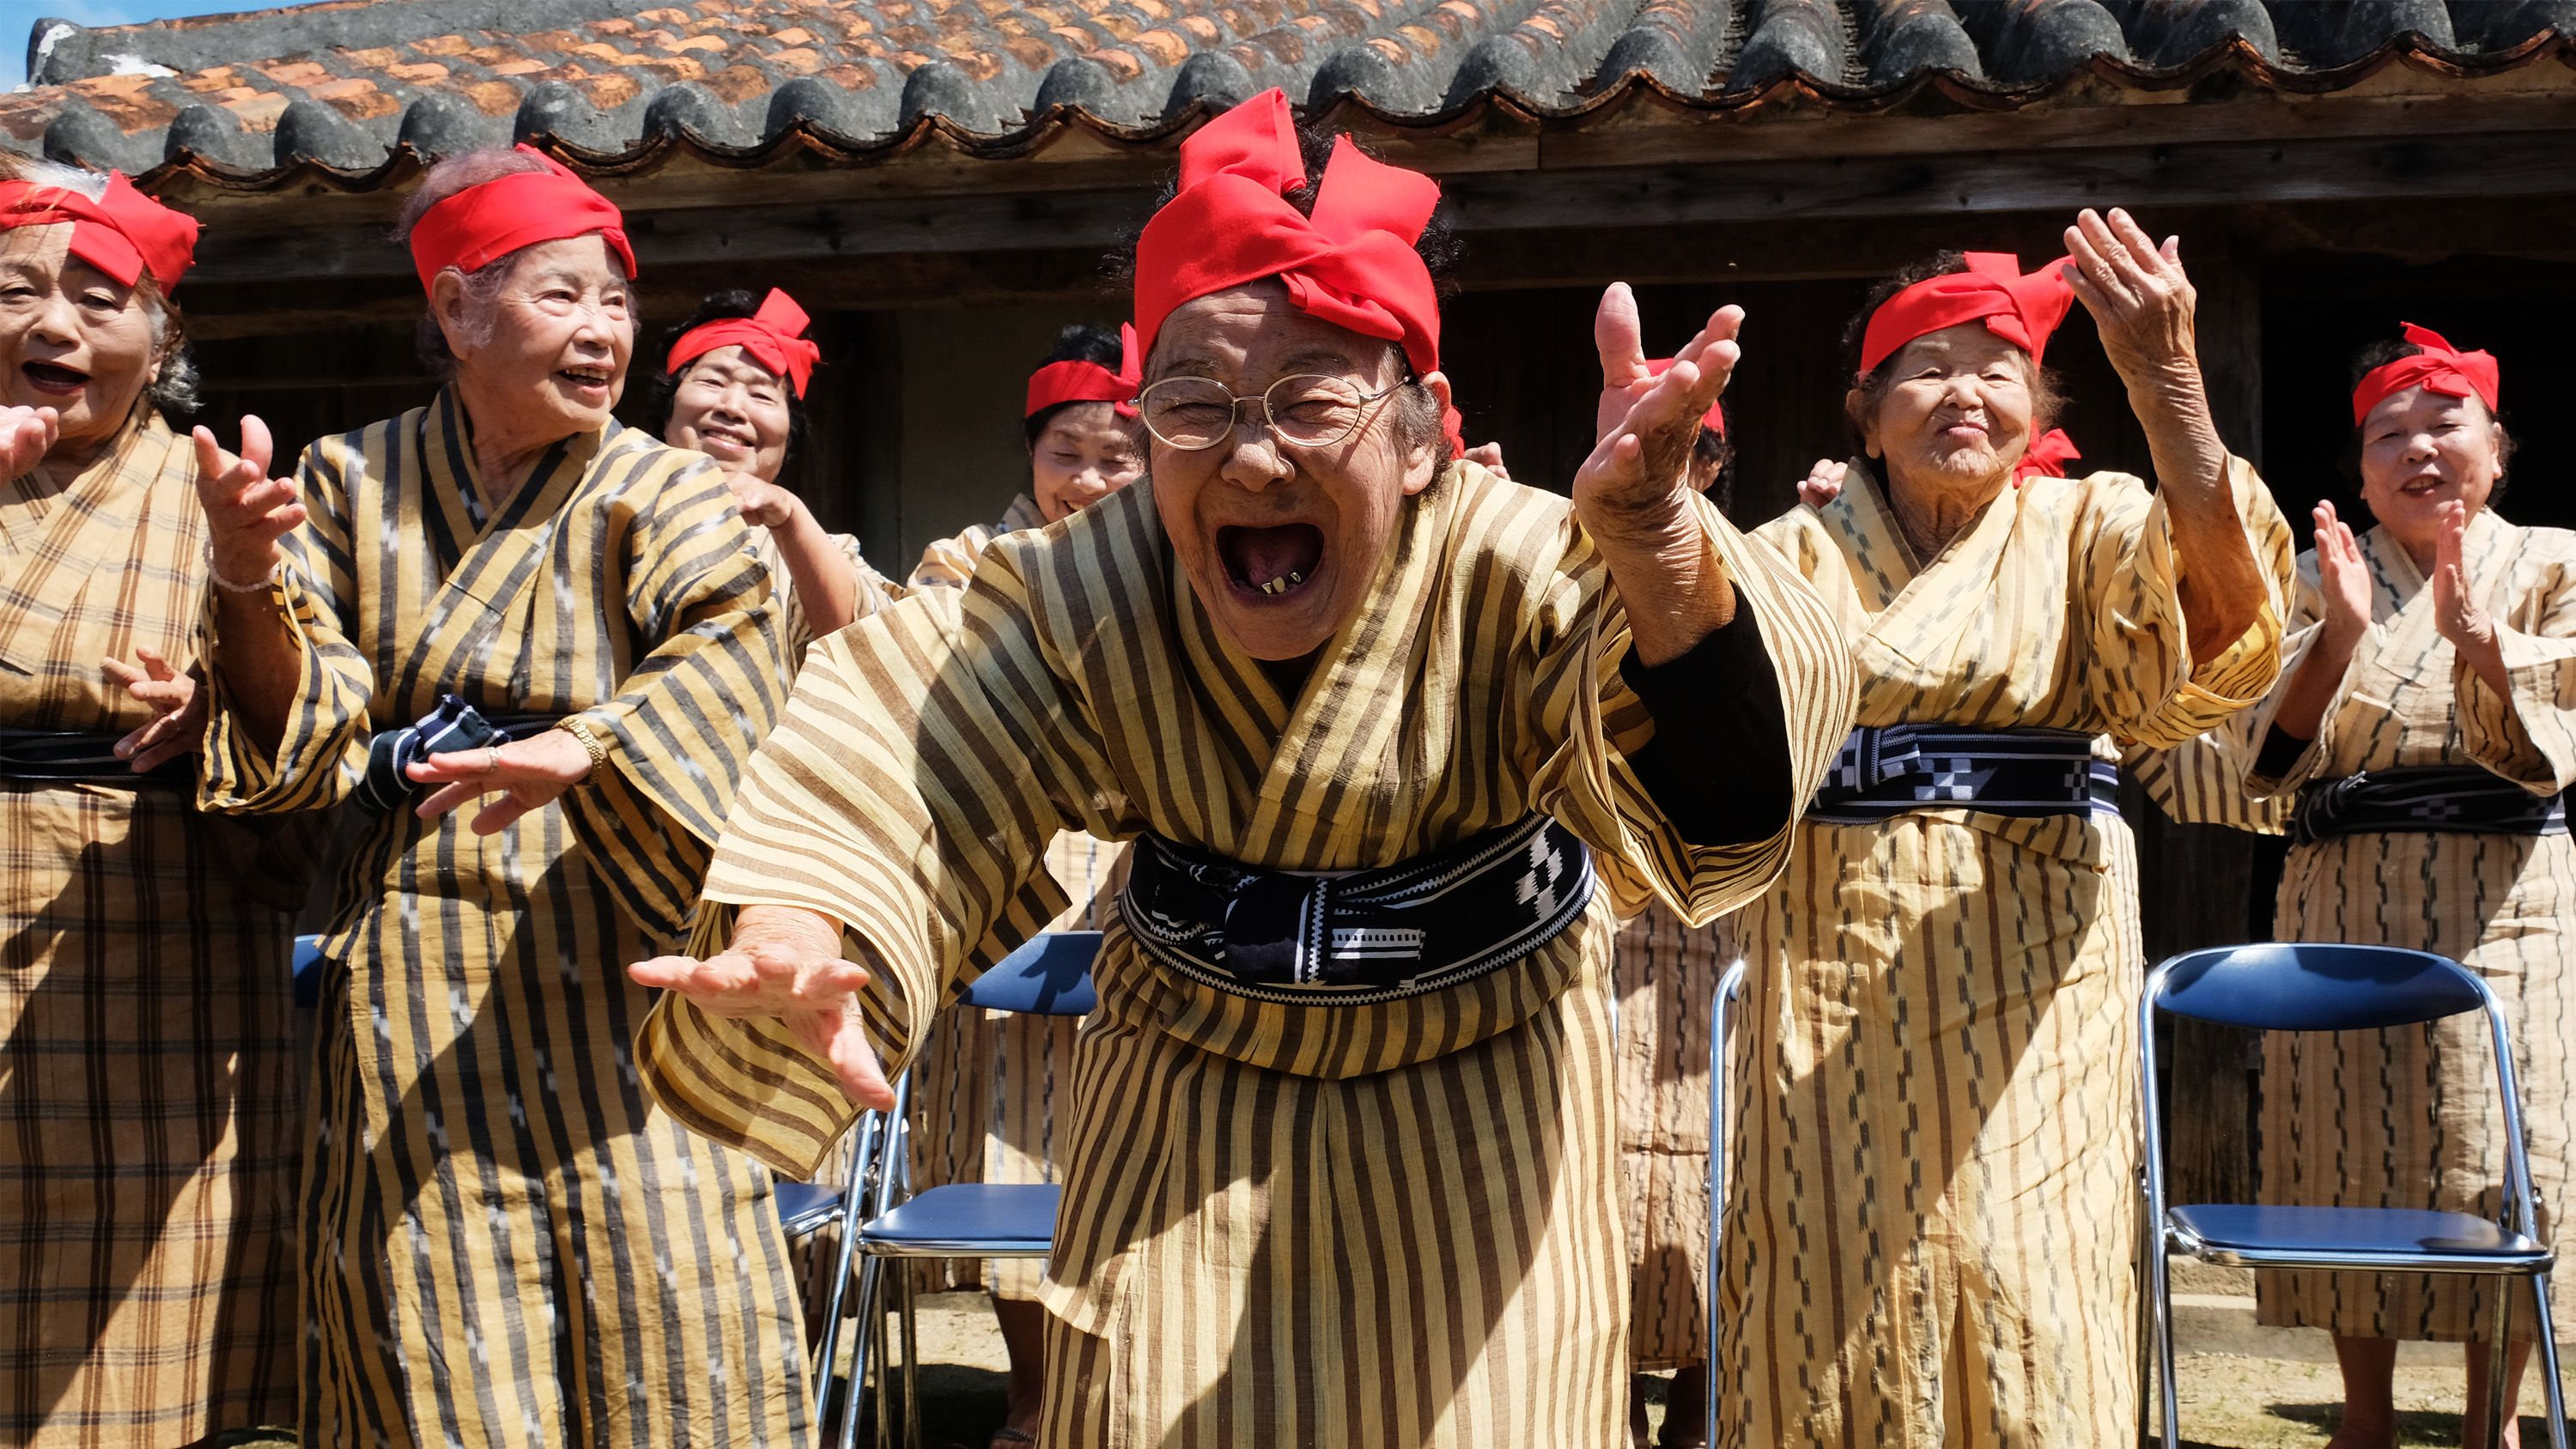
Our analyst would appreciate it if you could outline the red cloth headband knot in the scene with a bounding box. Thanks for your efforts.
[1134,88,1460,452]
[1025,323,1141,419]
[0,172,198,291]
[1858,252,2075,380]
[1644,356,1726,436]
[2351,322,2500,426]
[407,145,635,296]
[2014,427,2081,485]
[667,288,821,397]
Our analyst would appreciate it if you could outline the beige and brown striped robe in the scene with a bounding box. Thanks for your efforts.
[902,491,1120,1300]
[638,461,1855,1448]
[0,409,301,1448]
[1613,905,1735,1373]
[1722,458,2293,1449]
[2169,511,2576,1343]
[197,390,814,1448]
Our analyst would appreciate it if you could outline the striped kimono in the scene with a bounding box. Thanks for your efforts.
[2168,511,2576,1342]
[1613,906,1735,1373]
[904,490,1121,1300]
[1722,458,2293,1449]
[197,390,812,1448]
[638,462,1855,1448]
[0,411,301,1447]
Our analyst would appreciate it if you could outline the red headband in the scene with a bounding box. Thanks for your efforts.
[2351,322,2500,426]
[1858,252,2075,379]
[1134,88,1459,450]
[0,172,198,291]
[407,144,635,295]
[1026,323,1140,419]
[1644,357,1726,436]
[2015,428,2081,484]
[667,288,821,397]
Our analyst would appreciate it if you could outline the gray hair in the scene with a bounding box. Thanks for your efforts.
[394,148,553,379]
[0,156,200,417]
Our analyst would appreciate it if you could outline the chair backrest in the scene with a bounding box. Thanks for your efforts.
[2153,942,2487,1033]
[292,934,327,1010]
[960,931,1101,1017]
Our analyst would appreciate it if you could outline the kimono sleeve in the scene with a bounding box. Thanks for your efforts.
[2079,458,2297,750]
[556,460,793,944]
[635,555,1088,1179]
[1528,491,1856,928]
[197,432,375,815]
[2455,536,2576,794]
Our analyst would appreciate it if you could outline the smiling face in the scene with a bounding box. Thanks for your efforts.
[0,221,164,465]
[2356,383,2504,554]
[438,234,635,448]
[1029,400,1141,523]
[1853,323,2038,500]
[666,345,793,482]
[1146,282,1444,663]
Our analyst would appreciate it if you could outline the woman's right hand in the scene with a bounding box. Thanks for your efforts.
[726,471,805,530]
[0,406,58,479]
[2312,500,2374,653]
[1797,458,1848,508]
[191,415,307,585]
[629,906,893,1109]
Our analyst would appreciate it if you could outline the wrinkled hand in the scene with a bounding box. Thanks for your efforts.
[102,646,204,772]
[191,415,307,585]
[2063,208,2199,388]
[1462,442,1512,482]
[1796,458,1848,509]
[2312,500,2374,654]
[2433,500,2502,667]
[726,471,805,530]
[1577,284,1740,537]
[0,405,58,480]
[629,916,892,1109]
[408,727,594,834]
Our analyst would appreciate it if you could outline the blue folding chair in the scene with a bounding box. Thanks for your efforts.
[820,930,1100,1449]
[2142,943,2570,1449]
[1702,955,1748,1449]
[292,934,327,1008]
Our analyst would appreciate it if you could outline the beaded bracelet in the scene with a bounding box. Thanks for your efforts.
[207,555,281,594]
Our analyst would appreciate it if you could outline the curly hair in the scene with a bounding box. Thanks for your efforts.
[641,288,809,459]
[1115,121,1459,470]
[1837,251,2064,453]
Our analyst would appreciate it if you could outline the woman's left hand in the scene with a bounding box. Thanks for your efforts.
[409,728,597,834]
[101,646,204,771]
[2433,500,2511,693]
[2063,208,2199,386]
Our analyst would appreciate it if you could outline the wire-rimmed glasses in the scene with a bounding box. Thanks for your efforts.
[1134,373,1405,452]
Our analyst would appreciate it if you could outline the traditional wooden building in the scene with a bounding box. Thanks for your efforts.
[9,0,2576,1190]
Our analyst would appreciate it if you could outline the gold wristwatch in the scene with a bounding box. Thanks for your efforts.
[556,718,611,774]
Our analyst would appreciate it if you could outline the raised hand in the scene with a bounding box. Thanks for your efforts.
[2431,500,2509,697]
[2312,500,2375,653]
[726,470,803,530]
[1797,458,1849,509]
[191,415,307,586]
[102,646,204,771]
[2062,208,2199,389]
[1577,284,1741,536]
[629,906,894,1109]
[408,728,596,835]
[1462,442,1512,482]
[0,406,59,480]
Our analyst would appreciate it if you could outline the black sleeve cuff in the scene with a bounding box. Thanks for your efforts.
[2254,724,2310,781]
[1618,602,1795,848]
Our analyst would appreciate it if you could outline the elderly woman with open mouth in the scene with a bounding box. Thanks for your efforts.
[1718,218,2296,1448]
[0,157,307,1449]
[627,90,1854,1447]
[190,146,811,1446]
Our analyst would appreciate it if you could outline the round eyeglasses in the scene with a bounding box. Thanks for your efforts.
[1133,374,1406,452]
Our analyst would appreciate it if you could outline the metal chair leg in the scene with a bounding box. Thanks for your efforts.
[2485,1284,2517,1449]
[2529,1270,2571,1449]
[872,1270,894,1449]
[2135,1184,2155,1449]
[845,1255,884,1449]
[900,1267,922,1449]
[2150,1224,2179,1449]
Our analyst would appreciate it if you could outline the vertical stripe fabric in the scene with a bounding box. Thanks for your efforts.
[1612,904,1733,1373]
[197,390,814,1447]
[638,462,1855,1447]
[2170,512,2576,1341]
[0,410,301,1447]
[1722,458,2293,1448]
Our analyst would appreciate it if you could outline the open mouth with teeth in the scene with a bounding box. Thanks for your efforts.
[694,424,755,458]
[21,360,88,397]
[1217,523,1325,602]
[556,364,615,395]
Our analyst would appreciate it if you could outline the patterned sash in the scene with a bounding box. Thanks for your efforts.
[2293,765,2567,846]
[353,694,562,812]
[1120,814,1595,1007]
[0,727,190,786]
[1807,724,2116,824]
